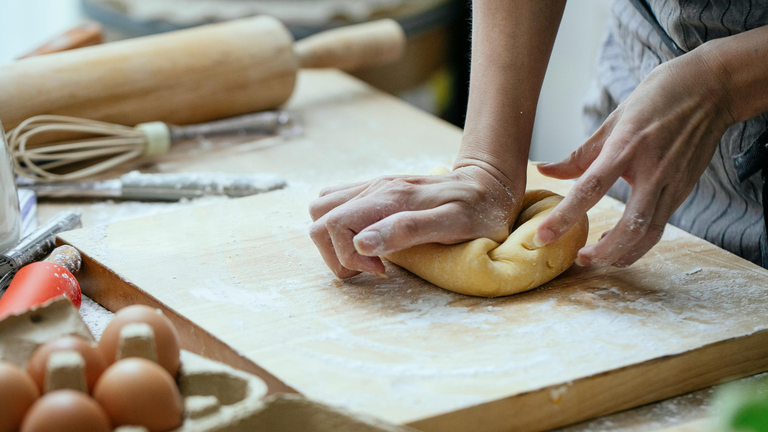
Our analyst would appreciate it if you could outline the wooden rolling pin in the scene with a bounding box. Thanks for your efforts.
[17,21,103,59]
[0,17,405,130]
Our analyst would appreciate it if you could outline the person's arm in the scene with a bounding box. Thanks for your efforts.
[457,0,566,186]
[534,25,768,268]
[309,0,566,278]
[711,26,768,125]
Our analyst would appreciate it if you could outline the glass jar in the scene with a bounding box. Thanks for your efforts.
[0,120,20,252]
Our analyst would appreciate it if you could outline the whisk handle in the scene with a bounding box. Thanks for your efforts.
[168,111,295,141]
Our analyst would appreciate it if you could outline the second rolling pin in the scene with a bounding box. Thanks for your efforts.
[0,17,405,130]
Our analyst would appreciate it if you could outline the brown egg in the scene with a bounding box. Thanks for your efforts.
[20,390,111,432]
[27,336,107,393]
[93,358,183,432]
[0,361,39,432]
[99,305,181,376]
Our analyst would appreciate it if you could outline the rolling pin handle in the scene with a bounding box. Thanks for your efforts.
[294,19,406,71]
[167,111,298,141]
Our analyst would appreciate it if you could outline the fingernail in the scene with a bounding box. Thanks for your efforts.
[354,231,384,255]
[375,271,388,279]
[530,161,550,167]
[575,256,591,267]
[532,229,555,248]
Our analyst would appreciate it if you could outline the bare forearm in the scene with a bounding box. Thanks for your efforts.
[702,25,768,125]
[456,0,566,188]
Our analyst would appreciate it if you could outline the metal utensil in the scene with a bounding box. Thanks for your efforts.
[17,171,288,201]
[0,212,82,290]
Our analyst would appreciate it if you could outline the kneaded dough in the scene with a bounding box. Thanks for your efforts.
[385,189,589,298]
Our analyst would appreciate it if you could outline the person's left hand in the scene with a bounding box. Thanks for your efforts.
[533,43,737,267]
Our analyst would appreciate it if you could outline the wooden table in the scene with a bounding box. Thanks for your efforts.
[39,70,768,431]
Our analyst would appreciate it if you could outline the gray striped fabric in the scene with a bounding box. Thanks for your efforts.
[583,0,768,266]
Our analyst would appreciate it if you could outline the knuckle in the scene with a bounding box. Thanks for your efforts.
[308,200,325,221]
[391,214,420,240]
[576,175,604,201]
[360,177,391,194]
[646,223,666,244]
[308,221,326,242]
[625,212,651,236]
[571,148,590,171]
[337,246,357,264]
[464,182,489,203]
[571,145,589,165]
[365,177,413,197]
[370,177,390,188]
[549,209,576,233]
[324,212,346,233]
[389,178,413,191]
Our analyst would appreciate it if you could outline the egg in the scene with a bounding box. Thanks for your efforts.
[27,336,107,393]
[99,305,181,376]
[93,358,183,432]
[0,361,39,432]
[20,390,111,432]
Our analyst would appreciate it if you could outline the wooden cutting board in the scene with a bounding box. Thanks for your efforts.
[58,71,768,432]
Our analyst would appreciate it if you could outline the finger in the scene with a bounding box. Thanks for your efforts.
[576,184,661,266]
[325,210,388,275]
[309,220,362,279]
[310,183,369,221]
[536,117,615,179]
[534,153,625,247]
[319,174,419,197]
[311,176,437,221]
[354,203,473,256]
[536,141,602,180]
[323,194,414,275]
[612,192,681,267]
[313,178,459,275]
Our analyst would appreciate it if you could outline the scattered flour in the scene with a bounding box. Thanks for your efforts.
[79,295,113,340]
[87,196,230,226]
[556,373,768,432]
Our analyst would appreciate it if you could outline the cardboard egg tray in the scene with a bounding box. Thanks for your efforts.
[0,297,416,432]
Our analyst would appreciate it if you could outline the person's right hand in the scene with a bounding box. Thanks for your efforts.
[309,164,525,278]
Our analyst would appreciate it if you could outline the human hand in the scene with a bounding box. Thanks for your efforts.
[309,165,524,278]
[534,47,736,267]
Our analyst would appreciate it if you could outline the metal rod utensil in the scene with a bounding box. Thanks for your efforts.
[0,211,82,290]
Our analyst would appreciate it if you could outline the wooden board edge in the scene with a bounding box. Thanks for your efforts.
[653,419,710,432]
[407,329,768,432]
[57,238,298,396]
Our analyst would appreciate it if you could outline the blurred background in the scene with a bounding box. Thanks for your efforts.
[0,0,610,162]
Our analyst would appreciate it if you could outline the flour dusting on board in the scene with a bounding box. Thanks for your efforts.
[189,277,286,312]
[55,154,768,425]
[89,196,229,226]
[558,372,768,432]
[383,292,504,330]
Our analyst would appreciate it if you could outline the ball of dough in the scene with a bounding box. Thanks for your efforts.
[385,189,588,297]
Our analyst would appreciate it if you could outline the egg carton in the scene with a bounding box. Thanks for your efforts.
[0,297,416,432]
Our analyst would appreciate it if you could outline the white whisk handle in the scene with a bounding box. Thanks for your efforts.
[135,122,171,157]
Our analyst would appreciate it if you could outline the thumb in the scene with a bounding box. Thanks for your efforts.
[536,121,613,179]
[353,203,468,257]
[537,140,603,179]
